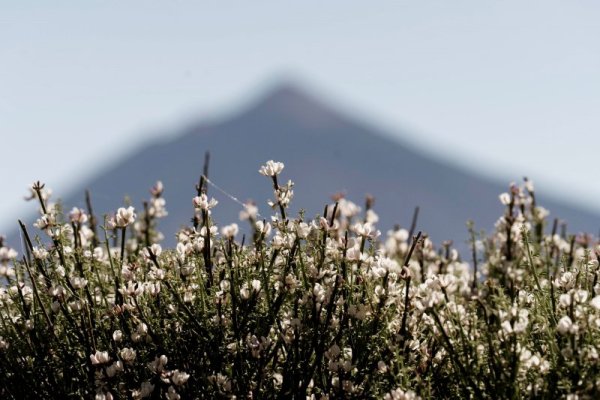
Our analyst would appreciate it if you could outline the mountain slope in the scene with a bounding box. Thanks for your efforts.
[11,84,600,249]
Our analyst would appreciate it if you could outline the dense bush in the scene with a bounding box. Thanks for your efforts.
[1,161,599,399]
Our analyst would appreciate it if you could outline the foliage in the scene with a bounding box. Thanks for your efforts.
[1,162,599,399]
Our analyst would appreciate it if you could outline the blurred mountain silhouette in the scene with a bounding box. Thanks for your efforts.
[9,83,600,251]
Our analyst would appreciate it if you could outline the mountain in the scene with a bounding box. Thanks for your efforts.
[8,83,600,251]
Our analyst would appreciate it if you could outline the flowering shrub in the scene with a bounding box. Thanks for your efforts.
[1,162,600,399]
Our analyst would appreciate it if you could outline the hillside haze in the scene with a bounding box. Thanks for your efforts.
[9,84,600,250]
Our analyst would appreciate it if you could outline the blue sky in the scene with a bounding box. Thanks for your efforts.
[1,1,600,233]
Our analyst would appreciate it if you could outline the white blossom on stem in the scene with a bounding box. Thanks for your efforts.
[193,194,218,211]
[259,160,284,177]
[114,207,136,228]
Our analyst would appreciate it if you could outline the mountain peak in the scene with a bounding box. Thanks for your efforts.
[260,81,317,105]
[242,81,342,127]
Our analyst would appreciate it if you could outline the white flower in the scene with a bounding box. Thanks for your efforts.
[255,221,272,237]
[180,264,195,277]
[95,392,114,400]
[557,316,578,335]
[113,330,123,343]
[240,284,250,300]
[69,207,88,224]
[555,272,575,290]
[296,222,311,239]
[148,355,168,373]
[259,160,285,177]
[239,202,258,221]
[352,222,381,239]
[32,246,49,260]
[384,388,420,400]
[499,192,511,206]
[34,213,56,230]
[337,198,361,218]
[150,181,164,197]
[221,223,239,238]
[90,350,110,365]
[70,277,88,290]
[0,264,15,278]
[199,225,218,238]
[573,290,588,303]
[115,206,136,228]
[366,209,379,224]
[120,347,136,363]
[106,361,123,377]
[559,294,572,308]
[534,206,549,219]
[171,370,190,386]
[137,323,148,336]
[313,283,326,303]
[0,246,17,265]
[274,184,294,207]
[590,296,600,311]
[143,244,162,259]
[148,197,168,218]
[524,179,535,193]
[377,361,388,373]
[193,194,218,211]
[220,280,231,292]
[346,246,362,261]
[120,281,144,298]
[272,373,283,387]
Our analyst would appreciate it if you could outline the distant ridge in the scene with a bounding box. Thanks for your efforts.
[9,82,600,250]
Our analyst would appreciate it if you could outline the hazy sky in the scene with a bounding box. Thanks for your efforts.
[2,1,600,233]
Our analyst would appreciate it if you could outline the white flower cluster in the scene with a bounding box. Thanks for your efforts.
[258,160,284,177]
[3,171,600,398]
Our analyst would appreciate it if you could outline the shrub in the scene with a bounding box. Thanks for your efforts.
[0,161,599,399]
